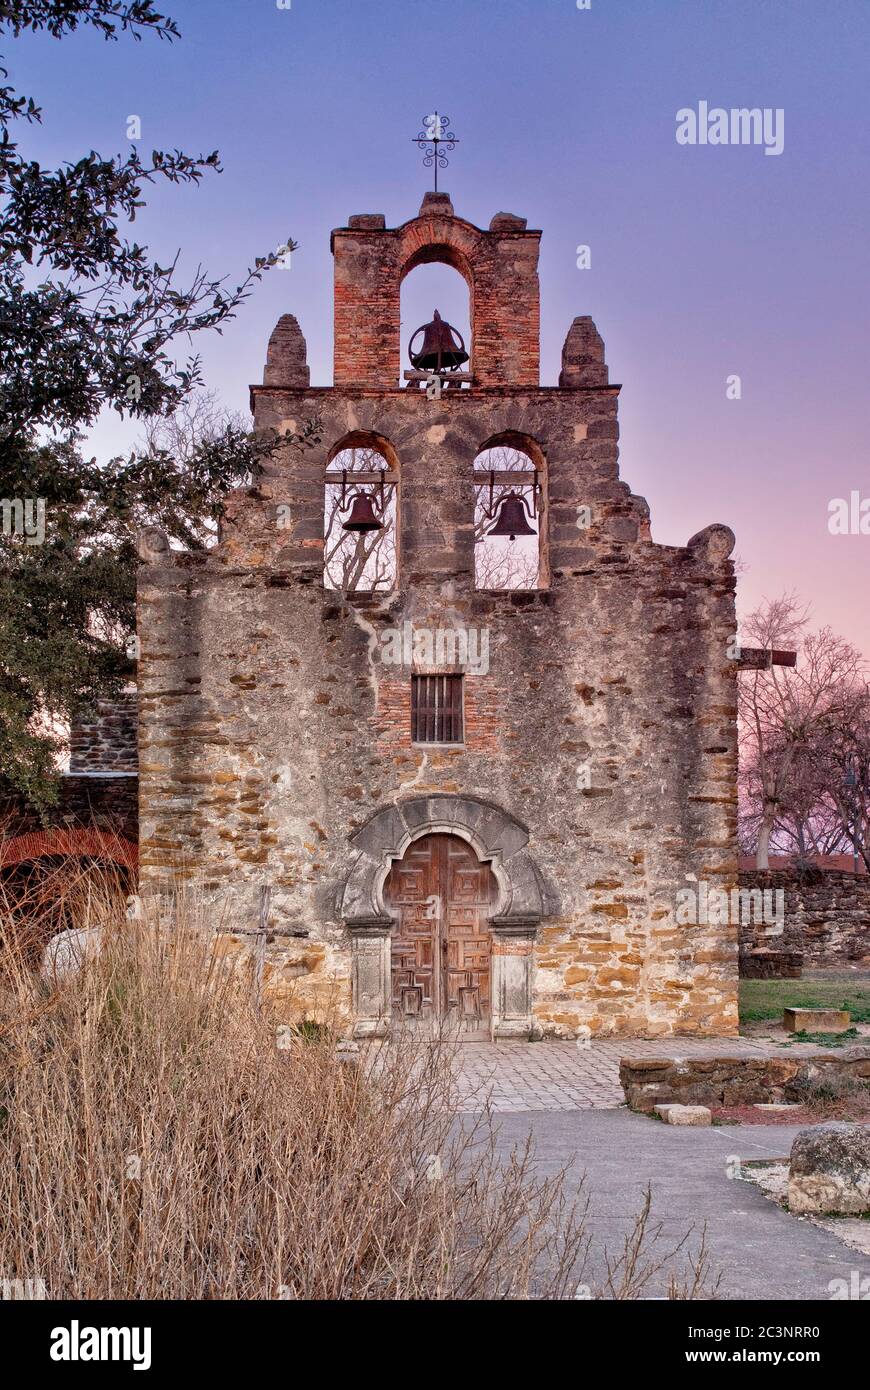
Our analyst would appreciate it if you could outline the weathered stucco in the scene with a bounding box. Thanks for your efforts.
[137,194,739,1038]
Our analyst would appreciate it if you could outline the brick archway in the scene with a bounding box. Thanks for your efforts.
[331,196,541,388]
[0,828,138,872]
[398,224,479,326]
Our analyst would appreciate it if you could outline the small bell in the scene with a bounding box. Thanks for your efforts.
[342,493,383,533]
[487,491,537,541]
[408,309,469,373]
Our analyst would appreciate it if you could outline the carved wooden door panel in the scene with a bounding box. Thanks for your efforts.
[442,836,495,1026]
[385,834,495,1033]
[385,836,440,1020]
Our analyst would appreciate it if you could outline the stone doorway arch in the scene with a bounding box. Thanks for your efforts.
[340,795,550,1039]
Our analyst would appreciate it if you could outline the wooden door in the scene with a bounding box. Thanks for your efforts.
[385,834,496,1033]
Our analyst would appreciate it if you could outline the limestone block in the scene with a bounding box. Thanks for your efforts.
[654,1103,712,1126]
[42,927,102,979]
[783,1007,851,1034]
[788,1123,870,1214]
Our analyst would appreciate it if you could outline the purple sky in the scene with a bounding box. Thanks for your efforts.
[11,0,870,652]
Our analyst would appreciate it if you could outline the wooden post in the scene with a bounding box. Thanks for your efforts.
[255,884,271,1012]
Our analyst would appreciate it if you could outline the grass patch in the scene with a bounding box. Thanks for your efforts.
[740,975,870,1024]
[782,1028,859,1048]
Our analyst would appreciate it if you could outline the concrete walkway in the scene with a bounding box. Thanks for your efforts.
[454,1037,836,1112]
[449,1040,868,1299]
[491,1109,867,1300]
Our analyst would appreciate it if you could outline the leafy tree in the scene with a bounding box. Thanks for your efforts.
[0,1,315,810]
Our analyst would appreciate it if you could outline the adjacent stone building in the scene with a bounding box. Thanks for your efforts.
[0,697,138,928]
[740,866,870,973]
[137,192,740,1039]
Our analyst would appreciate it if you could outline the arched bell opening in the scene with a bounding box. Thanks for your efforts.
[473,432,548,590]
[324,431,399,593]
[399,249,472,390]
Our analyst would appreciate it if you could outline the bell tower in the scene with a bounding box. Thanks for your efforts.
[330,192,542,388]
[139,187,739,1045]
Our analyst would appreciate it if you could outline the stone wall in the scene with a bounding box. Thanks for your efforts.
[1,696,139,870]
[137,196,740,1039]
[69,693,138,774]
[739,869,870,971]
[138,411,738,1036]
[0,772,138,846]
[620,1048,870,1111]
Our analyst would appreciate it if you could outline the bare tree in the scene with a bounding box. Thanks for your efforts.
[738,596,865,869]
[808,684,870,872]
[135,387,254,549]
[140,388,249,464]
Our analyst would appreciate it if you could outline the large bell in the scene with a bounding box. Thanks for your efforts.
[487,491,537,541]
[342,493,383,533]
[409,309,469,372]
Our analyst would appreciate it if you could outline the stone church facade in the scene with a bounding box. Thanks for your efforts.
[137,191,740,1039]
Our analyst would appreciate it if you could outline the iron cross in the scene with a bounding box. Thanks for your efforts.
[412,113,458,192]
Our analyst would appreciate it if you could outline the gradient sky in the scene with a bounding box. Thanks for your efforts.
[9,0,870,650]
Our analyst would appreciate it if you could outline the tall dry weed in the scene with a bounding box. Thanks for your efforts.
[0,877,718,1300]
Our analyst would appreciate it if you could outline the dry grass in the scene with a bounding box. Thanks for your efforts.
[0,876,720,1300]
[0,844,133,972]
[785,1069,870,1120]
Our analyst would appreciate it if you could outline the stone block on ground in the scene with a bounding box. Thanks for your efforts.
[41,926,103,979]
[654,1103,712,1126]
[788,1123,870,1214]
[783,1007,851,1034]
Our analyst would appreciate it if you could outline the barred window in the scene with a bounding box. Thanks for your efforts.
[411,675,463,744]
